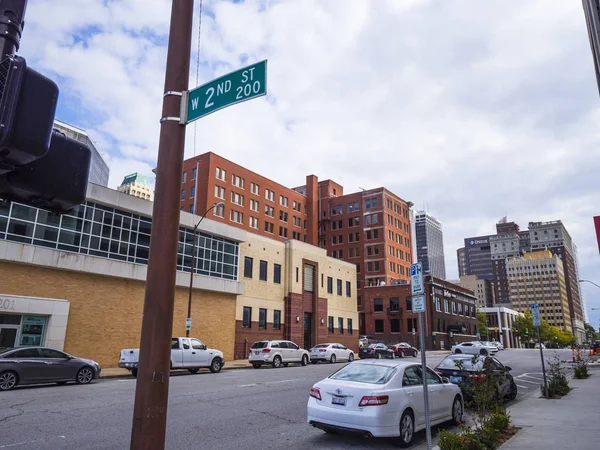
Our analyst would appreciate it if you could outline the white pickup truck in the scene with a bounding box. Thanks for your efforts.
[119,337,225,377]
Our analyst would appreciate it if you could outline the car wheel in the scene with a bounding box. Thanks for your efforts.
[397,410,414,447]
[76,366,94,385]
[252,364,261,369]
[506,380,518,400]
[454,349,462,354]
[0,371,18,391]
[480,349,488,356]
[209,358,222,373]
[131,368,138,378]
[272,356,282,368]
[450,396,463,425]
[330,354,336,364]
[348,353,354,362]
[391,353,395,359]
[376,353,382,359]
[188,368,200,374]
[413,350,418,357]
[301,355,309,366]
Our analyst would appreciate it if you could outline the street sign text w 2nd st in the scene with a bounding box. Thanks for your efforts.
[185,60,267,123]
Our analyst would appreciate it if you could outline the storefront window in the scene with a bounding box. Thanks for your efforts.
[19,316,46,346]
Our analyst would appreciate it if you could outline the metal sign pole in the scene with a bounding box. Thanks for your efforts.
[419,311,432,450]
[538,325,549,399]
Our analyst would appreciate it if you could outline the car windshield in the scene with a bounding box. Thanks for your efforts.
[313,344,328,349]
[438,357,484,371]
[251,342,269,349]
[330,364,396,384]
[367,344,383,349]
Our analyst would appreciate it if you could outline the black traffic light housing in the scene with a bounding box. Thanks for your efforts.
[0,55,58,173]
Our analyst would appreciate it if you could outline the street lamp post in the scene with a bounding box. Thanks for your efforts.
[186,201,224,337]
[580,279,600,290]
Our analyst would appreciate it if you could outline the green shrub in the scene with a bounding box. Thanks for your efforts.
[438,429,468,450]
[488,410,510,432]
[542,355,570,397]
[574,365,589,379]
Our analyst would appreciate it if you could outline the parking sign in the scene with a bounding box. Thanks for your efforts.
[410,262,424,295]
[530,304,541,327]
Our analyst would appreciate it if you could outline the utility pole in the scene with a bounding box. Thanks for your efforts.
[0,0,27,59]
[130,1,194,449]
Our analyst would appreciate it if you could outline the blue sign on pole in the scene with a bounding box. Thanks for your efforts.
[530,304,541,327]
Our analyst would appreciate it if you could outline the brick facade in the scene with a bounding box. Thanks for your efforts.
[234,320,284,360]
[0,261,237,368]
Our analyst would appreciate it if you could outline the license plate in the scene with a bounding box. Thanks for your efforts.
[253,351,260,355]
[332,396,346,406]
[450,376,462,383]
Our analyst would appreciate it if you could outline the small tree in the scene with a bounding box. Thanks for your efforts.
[584,323,597,344]
[477,312,489,340]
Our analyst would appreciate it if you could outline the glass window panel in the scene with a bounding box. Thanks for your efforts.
[35,225,59,242]
[37,210,61,227]
[7,219,34,239]
[137,234,150,247]
[113,215,123,228]
[33,239,56,249]
[61,216,83,232]
[11,204,37,222]
[138,220,151,235]
[93,209,103,222]
[85,206,94,220]
[81,235,90,249]
[101,225,111,238]
[0,216,7,233]
[132,218,139,231]
[103,212,113,225]
[110,241,119,254]
[111,227,120,240]
[83,220,91,234]
[121,230,130,243]
[136,246,149,260]
[0,202,10,217]
[90,236,100,250]
[122,216,131,230]
[92,222,102,236]
[57,244,79,253]
[100,239,110,251]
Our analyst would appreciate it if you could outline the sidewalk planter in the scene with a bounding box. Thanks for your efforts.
[542,356,571,398]
[437,411,517,450]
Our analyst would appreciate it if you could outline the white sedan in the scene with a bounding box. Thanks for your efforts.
[310,343,355,364]
[451,341,498,356]
[307,360,463,447]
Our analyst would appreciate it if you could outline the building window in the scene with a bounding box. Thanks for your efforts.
[264,221,274,233]
[190,185,196,198]
[347,318,353,334]
[366,197,378,209]
[181,189,185,201]
[259,260,268,281]
[214,185,226,199]
[230,209,243,224]
[259,308,267,329]
[408,318,418,333]
[265,189,275,202]
[365,213,378,225]
[406,297,413,311]
[390,297,400,311]
[436,298,441,312]
[278,226,288,238]
[375,319,384,333]
[328,316,334,333]
[279,211,288,222]
[182,171,187,183]
[444,299,449,313]
[348,201,359,212]
[244,257,253,278]
[327,277,333,294]
[374,298,383,312]
[337,279,342,296]
[216,167,226,181]
[214,204,225,217]
[390,319,400,333]
[231,192,244,206]
[452,302,456,314]
[189,205,195,214]
[280,195,289,207]
[232,174,245,189]
[243,306,252,328]
[273,264,281,284]
[338,317,344,334]
[366,229,379,240]
[192,168,197,180]
[251,182,260,195]
[346,281,351,297]
[249,216,259,229]
[273,310,281,330]
[264,205,274,217]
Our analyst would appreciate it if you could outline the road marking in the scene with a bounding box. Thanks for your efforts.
[267,378,301,385]
[239,378,301,388]
[239,383,257,387]
[515,378,539,385]
[520,374,543,381]
[516,384,529,389]
[0,436,65,448]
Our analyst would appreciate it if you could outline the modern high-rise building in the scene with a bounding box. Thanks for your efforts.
[53,120,110,187]
[415,211,446,279]
[456,235,493,281]
[117,173,152,201]
[456,275,494,308]
[506,250,572,331]
[180,152,414,335]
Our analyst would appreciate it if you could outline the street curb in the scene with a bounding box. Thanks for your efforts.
[100,363,254,379]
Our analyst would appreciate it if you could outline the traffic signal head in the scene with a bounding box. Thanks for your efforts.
[525,328,529,336]
[0,130,91,213]
[0,55,58,174]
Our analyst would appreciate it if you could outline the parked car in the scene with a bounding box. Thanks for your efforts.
[119,337,224,377]
[486,341,504,351]
[359,335,376,348]
[434,354,517,401]
[307,360,463,447]
[359,343,395,359]
[534,343,546,349]
[0,347,101,391]
[390,342,418,358]
[451,341,498,356]
[310,343,355,364]
[249,340,309,368]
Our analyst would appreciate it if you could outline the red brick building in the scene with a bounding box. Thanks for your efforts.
[363,276,479,350]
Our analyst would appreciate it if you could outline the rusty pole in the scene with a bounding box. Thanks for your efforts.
[130,1,193,449]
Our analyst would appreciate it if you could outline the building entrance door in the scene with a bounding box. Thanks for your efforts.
[0,327,18,348]
[304,312,312,350]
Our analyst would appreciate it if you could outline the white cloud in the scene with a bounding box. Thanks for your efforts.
[21,0,600,326]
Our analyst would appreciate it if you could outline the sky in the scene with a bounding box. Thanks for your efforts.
[22,0,600,330]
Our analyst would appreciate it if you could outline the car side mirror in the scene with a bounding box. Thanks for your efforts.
[442,377,450,384]
[505,366,512,371]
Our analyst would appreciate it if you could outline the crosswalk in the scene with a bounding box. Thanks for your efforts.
[513,372,544,391]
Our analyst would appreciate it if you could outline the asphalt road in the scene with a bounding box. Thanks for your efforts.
[0,349,574,450]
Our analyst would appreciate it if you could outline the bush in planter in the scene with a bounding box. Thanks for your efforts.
[487,410,510,432]
[437,429,485,450]
[542,355,570,397]
[573,349,590,379]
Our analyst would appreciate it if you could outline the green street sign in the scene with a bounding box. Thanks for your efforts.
[186,60,267,123]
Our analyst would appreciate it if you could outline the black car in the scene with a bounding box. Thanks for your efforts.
[359,343,395,359]
[434,354,517,401]
[0,347,101,391]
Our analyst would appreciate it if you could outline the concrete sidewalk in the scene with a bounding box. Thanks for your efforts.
[500,365,600,449]
[101,360,255,378]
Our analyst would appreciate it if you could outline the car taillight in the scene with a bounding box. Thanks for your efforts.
[319,349,327,352]
[470,374,485,382]
[262,348,271,353]
[391,347,397,351]
[310,387,322,400]
[359,395,389,407]
[370,349,375,353]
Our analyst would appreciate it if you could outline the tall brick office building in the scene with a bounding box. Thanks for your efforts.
[181,152,414,335]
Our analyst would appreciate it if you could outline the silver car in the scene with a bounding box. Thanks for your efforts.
[0,347,101,391]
